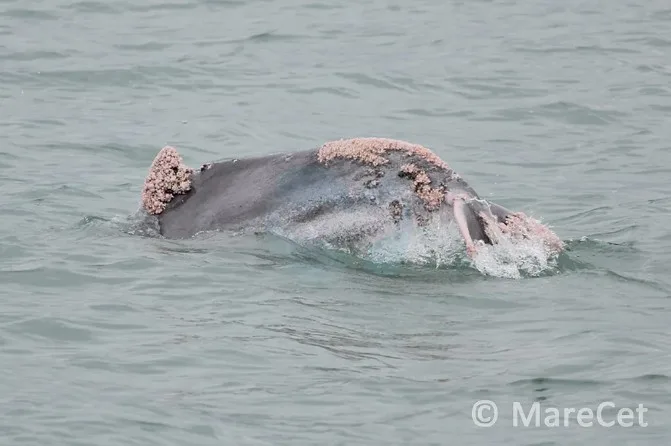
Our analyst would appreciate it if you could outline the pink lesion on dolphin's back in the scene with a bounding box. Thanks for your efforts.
[317,137,451,170]
[319,138,453,212]
[400,163,446,211]
[141,146,194,215]
[417,186,446,211]
[400,163,420,175]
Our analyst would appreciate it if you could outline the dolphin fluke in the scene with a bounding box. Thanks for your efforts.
[141,146,194,215]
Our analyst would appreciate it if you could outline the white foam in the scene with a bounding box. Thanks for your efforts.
[270,207,560,278]
[470,236,559,279]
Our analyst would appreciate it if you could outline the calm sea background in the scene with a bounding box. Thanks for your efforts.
[2,0,671,444]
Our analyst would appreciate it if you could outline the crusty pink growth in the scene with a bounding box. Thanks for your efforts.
[400,163,420,175]
[318,139,452,212]
[141,146,194,215]
[416,186,445,211]
[398,162,446,211]
[414,172,431,186]
[502,212,565,254]
[480,210,564,255]
[318,137,451,170]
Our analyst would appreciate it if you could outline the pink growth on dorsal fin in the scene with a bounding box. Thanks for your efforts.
[141,146,194,215]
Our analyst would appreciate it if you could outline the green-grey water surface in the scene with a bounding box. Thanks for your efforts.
[2,0,671,444]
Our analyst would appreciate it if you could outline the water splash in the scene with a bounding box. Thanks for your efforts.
[270,208,560,278]
[470,237,560,279]
[116,202,562,279]
[363,212,463,268]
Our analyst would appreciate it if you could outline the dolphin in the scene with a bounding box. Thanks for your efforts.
[139,137,564,257]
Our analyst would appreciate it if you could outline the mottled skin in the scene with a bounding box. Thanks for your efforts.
[152,146,515,257]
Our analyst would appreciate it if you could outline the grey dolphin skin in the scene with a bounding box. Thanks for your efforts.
[140,137,564,257]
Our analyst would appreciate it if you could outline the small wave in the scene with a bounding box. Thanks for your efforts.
[76,208,162,239]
